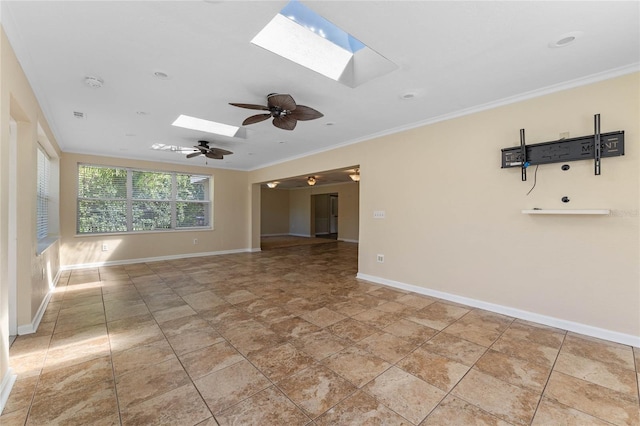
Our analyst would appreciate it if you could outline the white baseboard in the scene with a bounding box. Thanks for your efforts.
[260,233,289,237]
[17,269,61,335]
[61,248,254,271]
[289,233,312,238]
[356,273,640,348]
[0,368,17,415]
[340,239,359,243]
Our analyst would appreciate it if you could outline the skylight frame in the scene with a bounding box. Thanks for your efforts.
[251,0,397,88]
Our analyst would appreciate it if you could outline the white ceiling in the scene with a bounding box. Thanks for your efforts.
[2,1,639,179]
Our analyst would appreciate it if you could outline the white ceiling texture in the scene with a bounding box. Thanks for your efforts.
[1,1,638,187]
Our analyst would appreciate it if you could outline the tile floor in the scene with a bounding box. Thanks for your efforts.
[2,242,639,425]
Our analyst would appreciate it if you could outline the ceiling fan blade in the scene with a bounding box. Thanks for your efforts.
[229,103,269,111]
[267,94,296,111]
[210,148,233,156]
[243,114,271,126]
[186,151,202,158]
[273,115,297,131]
[205,152,224,160]
[289,105,324,121]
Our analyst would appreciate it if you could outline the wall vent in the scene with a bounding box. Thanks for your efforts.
[73,111,86,119]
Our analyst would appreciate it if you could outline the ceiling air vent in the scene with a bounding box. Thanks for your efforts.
[73,111,86,119]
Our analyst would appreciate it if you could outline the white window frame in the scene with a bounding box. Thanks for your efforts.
[77,164,213,235]
[36,145,51,240]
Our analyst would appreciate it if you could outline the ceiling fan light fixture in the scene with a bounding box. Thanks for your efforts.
[307,176,316,186]
[267,182,279,188]
[349,169,360,181]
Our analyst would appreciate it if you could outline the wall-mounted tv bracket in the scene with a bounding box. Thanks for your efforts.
[501,114,624,181]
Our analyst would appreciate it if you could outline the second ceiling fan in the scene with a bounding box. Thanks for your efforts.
[230,93,323,131]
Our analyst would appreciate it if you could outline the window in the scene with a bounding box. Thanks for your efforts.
[36,146,50,240]
[77,164,211,234]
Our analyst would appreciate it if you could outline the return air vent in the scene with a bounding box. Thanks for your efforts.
[73,111,86,119]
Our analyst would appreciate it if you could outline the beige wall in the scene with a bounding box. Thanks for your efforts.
[59,153,251,266]
[250,73,639,342]
[1,26,62,408]
[282,182,359,241]
[260,187,290,236]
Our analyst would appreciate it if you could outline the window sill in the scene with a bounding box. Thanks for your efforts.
[74,227,213,237]
[37,236,59,255]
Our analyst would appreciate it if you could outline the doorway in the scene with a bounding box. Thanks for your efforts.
[312,193,338,240]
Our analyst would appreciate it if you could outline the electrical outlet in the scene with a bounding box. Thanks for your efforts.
[377,254,384,263]
[373,210,385,219]
[193,238,198,245]
[101,243,108,252]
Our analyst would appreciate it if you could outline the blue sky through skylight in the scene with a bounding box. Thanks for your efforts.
[280,0,365,53]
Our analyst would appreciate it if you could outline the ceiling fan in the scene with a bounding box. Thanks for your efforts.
[229,93,323,131]
[186,140,233,160]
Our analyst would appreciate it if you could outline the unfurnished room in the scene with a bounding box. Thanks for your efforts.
[0,1,639,425]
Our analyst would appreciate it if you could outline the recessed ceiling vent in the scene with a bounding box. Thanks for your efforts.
[73,111,86,119]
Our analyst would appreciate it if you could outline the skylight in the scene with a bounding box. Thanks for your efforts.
[251,0,396,87]
[171,115,241,137]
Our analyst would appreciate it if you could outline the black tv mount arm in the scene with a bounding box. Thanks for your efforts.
[501,114,624,181]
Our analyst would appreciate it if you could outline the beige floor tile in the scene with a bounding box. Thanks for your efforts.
[544,371,639,425]
[395,293,436,310]
[532,397,612,425]
[327,318,379,343]
[222,319,283,356]
[278,364,357,419]
[352,308,403,330]
[37,356,113,397]
[405,302,470,330]
[180,341,244,380]
[0,407,29,426]
[383,318,439,346]
[291,329,350,360]
[323,346,391,388]
[554,350,638,396]
[423,332,487,366]
[121,384,211,426]
[356,331,419,363]
[301,306,347,328]
[151,304,197,324]
[474,349,552,393]
[421,395,512,425]
[270,315,323,339]
[316,389,411,425]
[397,347,470,392]
[491,334,559,368]
[28,378,118,425]
[7,244,638,425]
[328,300,369,317]
[194,359,271,414]
[116,357,190,409]
[562,333,636,371]
[505,320,566,349]
[1,375,38,415]
[363,366,446,424]
[112,338,176,377]
[247,342,316,383]
[104,300,149,323]
[451,369,540,425]
[107,316,165,353]
[215,386,310,425]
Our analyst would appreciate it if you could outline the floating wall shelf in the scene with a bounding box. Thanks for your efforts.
[522,209,610,215]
